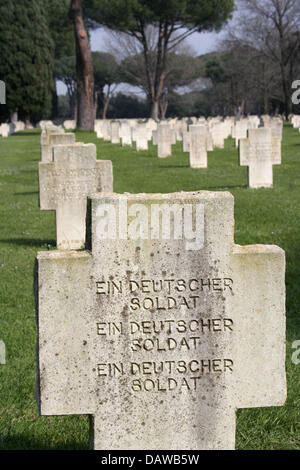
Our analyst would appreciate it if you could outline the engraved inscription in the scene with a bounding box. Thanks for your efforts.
[95,277,234,393]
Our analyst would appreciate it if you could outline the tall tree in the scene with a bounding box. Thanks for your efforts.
[0,0,54,122]
[227,0,300,117]
[120,51,201,118]
[71,0,95,130]
[202,47,282,116]
[84,0,235,119]
[92,52,120,119]
[44,0,75,60]
[44,0,75,118]
[54,56,77,120]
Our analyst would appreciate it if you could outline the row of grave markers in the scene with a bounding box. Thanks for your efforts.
[3,114,283,190]
[0,119,77,138]
[94,116,283,189]
[35,122,286,450]
[1,113,284,190]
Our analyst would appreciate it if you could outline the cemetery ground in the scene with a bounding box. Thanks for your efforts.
[0,125,299,450]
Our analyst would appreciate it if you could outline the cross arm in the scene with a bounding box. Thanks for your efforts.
[38,162,56,210]
[95,160,113,192]
[35,250,95,416]
[239,139,250,166]
[229,244,286,409]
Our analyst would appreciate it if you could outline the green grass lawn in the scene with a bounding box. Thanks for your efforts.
[0,124,299,450]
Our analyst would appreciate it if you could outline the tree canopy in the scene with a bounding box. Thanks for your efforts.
[0,0,54,121]
[83,0,234,118]
[93,52,120,92]
[44,0,75,60]
[84,0,235,36]
[92,52,121,118]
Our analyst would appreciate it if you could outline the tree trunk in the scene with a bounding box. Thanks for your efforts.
[160,95,168,119]
[241,99,245,117]
[102,100,109,119]
[51,80,58,120]
[263,92,269,115]
[151,100,160,120]
[94,90,99,120]
[70,91,77,122]
[71,0,95,130]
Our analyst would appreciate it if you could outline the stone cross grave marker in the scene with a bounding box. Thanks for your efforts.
[211,123,226,149]
[174,120,185,141]
[155,123,173,158]
[132,125,149,151]
[102,120,111,141]
[189,125,208,168]
[63,120,76,130]
[41,132,76,163]
[234,120,248,147]
[183,125,212,154]
[120,122,132,147]
[38,143,113,250]
[0,123,10,138]
[269,120,283,165]
[94,120,104,139]
[239,128,280,188]
[36,191,286,450]
[182,128,190,152]
[111,121,120,144]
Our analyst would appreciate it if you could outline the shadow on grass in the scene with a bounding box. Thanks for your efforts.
[285,245,300,339]
[201,184,248,190]
[158,163,190,169]
[0,238,56,248]
[12,130,41,137]
[0,435,88,450]
[14,191,38,196]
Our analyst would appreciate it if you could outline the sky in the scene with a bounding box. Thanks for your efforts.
[91,27,221,56]
[57,27,226,95]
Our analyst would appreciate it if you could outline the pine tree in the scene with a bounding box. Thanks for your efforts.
[0,0,54,122]
[84,0,234,119]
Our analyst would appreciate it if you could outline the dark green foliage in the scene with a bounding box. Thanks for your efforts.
[92,52,120,92]
[57,94,72,118]
[167,91,211,117]
[0,0,54,121]
[84,0,235,34]
[83,0,234,118]
[108,93,148,118]
[54,56,77,99]
[43,0,75,60]
[205,58,225,85]
[120,52,201,92]
[92,52,121,118]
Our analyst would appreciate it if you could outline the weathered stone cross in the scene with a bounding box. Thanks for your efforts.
[239,128,281,188]
[36,191,286,449]
[39,143,113,250]
[40,131,75,163]
[189,125,208,168]
[153,123,173,158]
